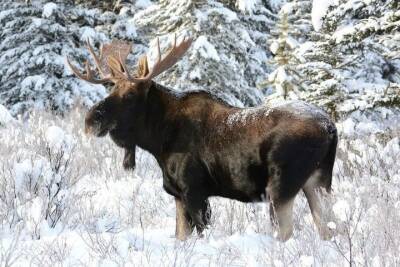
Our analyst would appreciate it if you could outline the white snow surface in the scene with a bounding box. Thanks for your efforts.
[236,0,260,14]
[340,117,356,135]
[311,0,336,31]
[332,199,350,222]
[42,2,58,18]
[208,3,238,22]
[45,125,73,151]
[0,104,15,125]
[193,36,221,62]
[134,0,153,9]
[300,255,315,267]
[270,41,280,54]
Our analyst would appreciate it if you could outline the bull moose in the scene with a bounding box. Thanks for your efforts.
[67,35,338,241]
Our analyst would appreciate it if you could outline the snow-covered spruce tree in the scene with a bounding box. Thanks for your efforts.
[293,0,400,117]
[261,10,304,100]
[260,0,317,102]
[133,0,275,107]
[280,0,313,43]
[0,0,117,115]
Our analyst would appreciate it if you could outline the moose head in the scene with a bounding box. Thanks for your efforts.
[67,35,192,138]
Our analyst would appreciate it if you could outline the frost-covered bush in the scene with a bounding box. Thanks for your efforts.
[0,114,82,239]
[329,133,400,266]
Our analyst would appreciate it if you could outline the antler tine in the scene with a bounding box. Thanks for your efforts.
[118,50,133,80]
[84,60,99,81]
[128,34,193,83]
[107,56,128,79]
[66,58,110,84]
[86,39,106,78]
[173,33,177,48]
[156,37,162,62]
[84,60,91,76]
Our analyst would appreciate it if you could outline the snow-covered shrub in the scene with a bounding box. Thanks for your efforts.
[0,111,82,239]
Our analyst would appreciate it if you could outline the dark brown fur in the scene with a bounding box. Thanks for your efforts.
[85,81,338,240]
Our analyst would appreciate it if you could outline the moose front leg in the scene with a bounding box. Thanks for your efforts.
[184,192,211,237]
[175,197,193,240]
[123,148,136,170]
[201,199,212,233]
[171,157,211,239]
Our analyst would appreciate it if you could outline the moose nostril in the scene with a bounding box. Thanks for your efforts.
[86,101,106,126]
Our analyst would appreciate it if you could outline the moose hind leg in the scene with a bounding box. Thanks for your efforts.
[272,197,295,242]
[266,166,295,241]
[303,176,334,240]
[175,197,193,241]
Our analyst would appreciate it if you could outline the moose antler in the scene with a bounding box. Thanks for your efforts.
[66,34,192,84]
[129,34,193,83]
[66,39,132,84]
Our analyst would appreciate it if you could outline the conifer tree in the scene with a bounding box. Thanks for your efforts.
[133,0,274,107]
[261,10,303,100]
[0,1,107,115]
[295,0,400,115]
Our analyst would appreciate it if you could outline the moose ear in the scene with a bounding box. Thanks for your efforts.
[137,55,149,78]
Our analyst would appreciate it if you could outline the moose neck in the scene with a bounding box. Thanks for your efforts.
[133,82,178,157]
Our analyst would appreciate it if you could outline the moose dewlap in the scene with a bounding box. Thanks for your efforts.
[67,35,338,241]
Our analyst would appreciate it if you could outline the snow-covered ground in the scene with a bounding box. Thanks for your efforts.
[0,105,399,266]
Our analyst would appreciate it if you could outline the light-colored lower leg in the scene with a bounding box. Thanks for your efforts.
[303,186,333,240]
[269,202,277,227]
[274,198,295,242]
[175,198,192,241]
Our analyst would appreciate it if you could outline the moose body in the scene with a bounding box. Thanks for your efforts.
[68,36,338,241]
